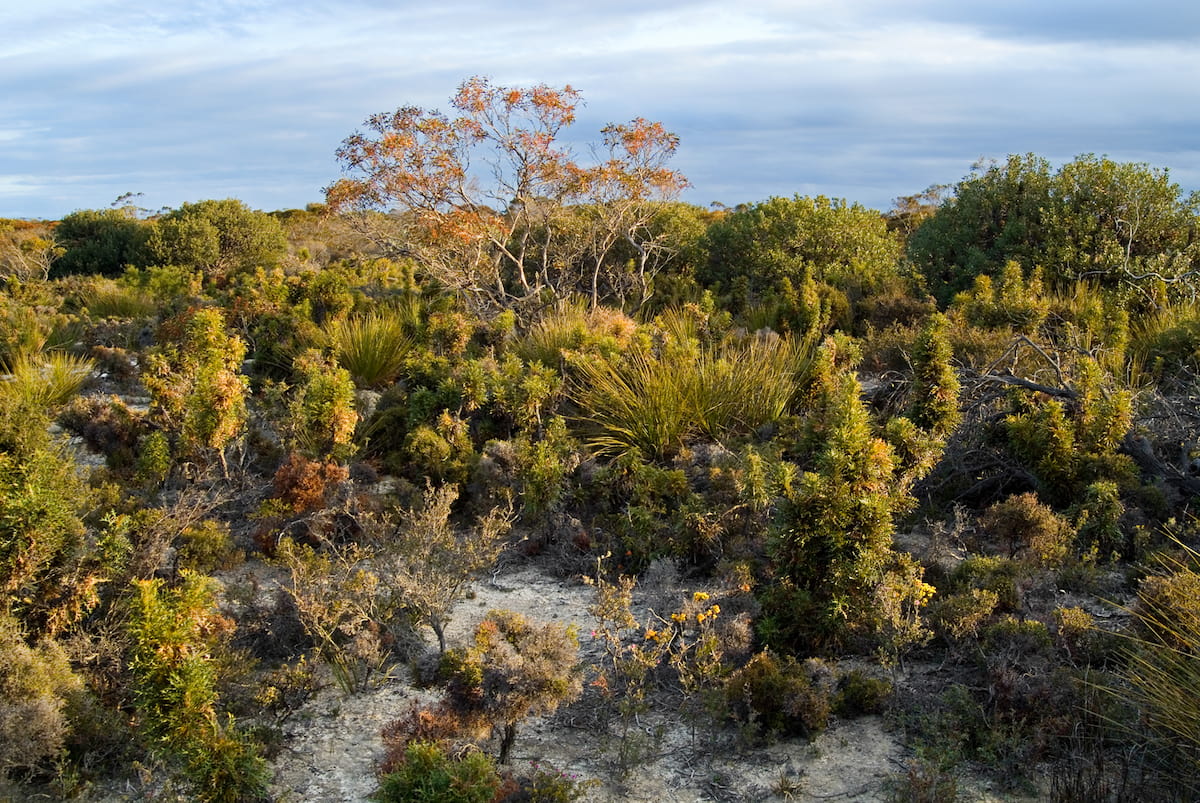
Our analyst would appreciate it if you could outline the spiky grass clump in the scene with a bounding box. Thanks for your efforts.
[572,333,813,460]
[1129,299,1200,383]
[1115,538,1200,791]
[325,310,414,389]
[86,283,159,320]
[515,299,640,369]
[0,351,94,409]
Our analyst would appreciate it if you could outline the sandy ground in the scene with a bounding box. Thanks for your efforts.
[266,565,918,803]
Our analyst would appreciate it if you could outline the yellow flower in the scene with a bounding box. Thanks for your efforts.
[644,629,658,640]
[692,591,710,602]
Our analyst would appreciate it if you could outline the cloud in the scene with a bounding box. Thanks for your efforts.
[1,0,1198,218]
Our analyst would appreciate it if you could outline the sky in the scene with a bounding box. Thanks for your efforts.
[3,0,1198,220]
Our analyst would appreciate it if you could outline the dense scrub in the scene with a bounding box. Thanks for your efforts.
[2,79,1200,800]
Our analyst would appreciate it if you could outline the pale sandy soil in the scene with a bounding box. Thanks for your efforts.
[265,565,1033,803]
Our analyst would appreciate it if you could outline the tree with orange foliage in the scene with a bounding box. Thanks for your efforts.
[326,76,687,312]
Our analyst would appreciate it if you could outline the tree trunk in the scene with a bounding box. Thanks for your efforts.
[498,722,517,764]
[430,616,446,654]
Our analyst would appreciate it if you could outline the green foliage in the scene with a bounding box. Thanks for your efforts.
[978,492,1075,566]
[143,307,248,470]
[911,153,1199,303]
[0,350,94,409]
[926,588,1000,646]
[0,219,60,282]
[177,519,239,573]
[525,761,600,802]
[908,312,960,437]
[1130,298,1200,382]
[403,411,476,484]
[374,742,500,803]
[326,310,416,389]
[1073,480,1128,562]
[286,350,359,461]
[1003,358,1134,503]
[723,651,831,738]
[832,669,894,717]
[147,199,287,282]
[951,261,1048,333]
[82,279,159,319]
[511,416,579,523]
[135,430,173,490]
[1118,543,1200,792]
[275,537,394,692]
[0,446,91,634]
[948,556,1021,613]
[119,263,203,309]
[514,300,642,370]
[0,296,53,369]
[53,208,150,277]
[572,332,811,460]
[702,195,902,304]
[1043,154,1198,295]
[126,572,269,802]
[765,337,923,652]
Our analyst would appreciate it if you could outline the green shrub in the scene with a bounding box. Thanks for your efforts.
[1130,299,1200,381]
[286,350,359,462]
[148,199,286,283]
[723,651,831,739]
[512,416,579,524]
[514,300,641,369]
[927,589,1000,646]
[951,261,1048,333]
[949,556,1021,613]
[908,311,960,438]
[1003,357,1134,504]
[1121,549,1200,788]
[135,430,173,489]
[403,412,476,484]
[833,669,893,717]
[764,337,924,653]
[979,492,1074,566]
[374,741,499,803]
[980,616,1053,669]
[1073,480,1128,562]
[177,519,240,573]
[525,761,599,802]
[126,572,269,802]
[0,350,94,410]
[440,610,582,763]
[143,307,248,474]
[84,282,159,319]
[0,446,91,635]
[53,207,150,277]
